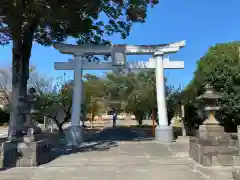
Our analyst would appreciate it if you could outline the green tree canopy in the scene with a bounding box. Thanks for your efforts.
[102,70,177,125]
[181,41,240,130]
[0,0,159,138]
[35,69,181,131]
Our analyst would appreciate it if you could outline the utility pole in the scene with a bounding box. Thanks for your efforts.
[90,96,93,129]
[179,83,186,136]
[181,104,186,136]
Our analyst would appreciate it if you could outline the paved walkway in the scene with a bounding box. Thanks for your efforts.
[0,127,230,180]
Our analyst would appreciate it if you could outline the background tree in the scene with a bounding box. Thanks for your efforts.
[0,66,11,91]
[102,70,177,126]
[83,74,106,120]
[0,0,159,138]
[0,65,52,125]
[36,80,72,133]
[123,71,156,125]
[103,73,127,111]
[181,41,240,131]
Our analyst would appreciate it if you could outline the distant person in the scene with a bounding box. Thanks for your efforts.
[112,109,117,127]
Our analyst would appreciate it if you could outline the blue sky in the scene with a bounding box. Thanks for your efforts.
[1,0,240,88]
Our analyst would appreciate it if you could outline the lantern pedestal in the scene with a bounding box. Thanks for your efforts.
[189,85,239,166]
[198,124,225,139]
[190,121,238,166]
[197,111,224,139]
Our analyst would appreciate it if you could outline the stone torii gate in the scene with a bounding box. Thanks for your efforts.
[54,41,185,145]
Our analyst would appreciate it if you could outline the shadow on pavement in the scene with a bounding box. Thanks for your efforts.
[85,126,154,142]
[43,126,154,165]
[51,140,119,157]
[0,126,154,168]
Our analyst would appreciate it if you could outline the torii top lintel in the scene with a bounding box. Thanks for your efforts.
[53,40,186,55]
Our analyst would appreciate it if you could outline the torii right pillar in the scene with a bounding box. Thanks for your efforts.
[154,51,184,144]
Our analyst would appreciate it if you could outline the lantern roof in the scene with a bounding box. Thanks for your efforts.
[197,84,222,100]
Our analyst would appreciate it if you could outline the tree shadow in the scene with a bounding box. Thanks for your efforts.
[84,126,154,142]
[42,126,154,165]
[50,140,119,157]
[0,126,155,168]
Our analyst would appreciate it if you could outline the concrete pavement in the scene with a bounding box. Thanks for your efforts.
[0,142,210,180]
[0,127,227,180]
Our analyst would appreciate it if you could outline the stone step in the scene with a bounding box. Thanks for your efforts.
[190,136,238,146]
[41,156,191,166]
[193,164,235,180]
[176,136,190,143]
[191,152,240,166]
[0,168,208,180]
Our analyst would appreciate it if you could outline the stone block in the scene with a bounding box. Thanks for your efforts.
[0,132,63,168]
[233,170,240,180]
[191,134,237,146]
[200,154,212,166]
[199,124,224,132]
[212,154,233,166]
[197,124,225,139]
[16,141,38,167]
[189,135,239,167]
[189,142,200,162]
[1,141,18,168]
[233,155,240,166]
[18,142,36,158]
[36,140,54,165]
[17,157,36,167]
[189,142,214,167]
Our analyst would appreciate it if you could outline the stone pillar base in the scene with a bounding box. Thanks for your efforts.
[1,136,58,168]
[155,126,174,144]
[66,126,83,146]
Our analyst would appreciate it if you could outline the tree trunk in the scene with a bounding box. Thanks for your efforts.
[8,28,34,140]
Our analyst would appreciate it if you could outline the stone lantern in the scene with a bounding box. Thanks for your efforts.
[25,88,41,134]
[197,84,223,138]
[21,87,41,137]
[197,84,222,124]
[189,84,240,167]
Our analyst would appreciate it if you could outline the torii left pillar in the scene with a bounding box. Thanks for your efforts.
[68,55,84,145]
